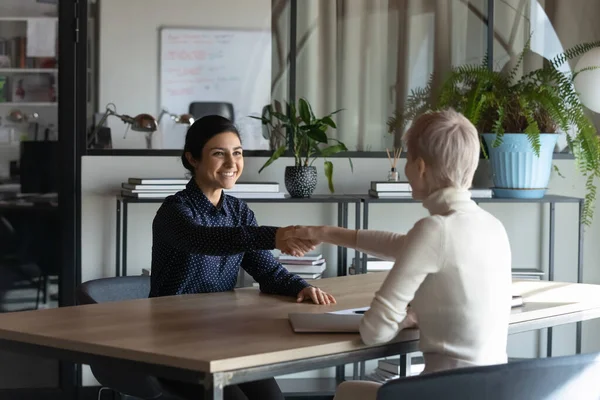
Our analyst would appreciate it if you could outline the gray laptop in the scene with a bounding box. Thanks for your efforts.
[288,307,368,333]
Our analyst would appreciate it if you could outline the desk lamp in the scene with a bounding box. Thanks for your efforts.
[7,109,39,123]
[157,108,195,126]
[90,103,158,149]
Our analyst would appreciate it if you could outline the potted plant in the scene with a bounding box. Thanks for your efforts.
[251,98,352,197]
[388,39,600,225]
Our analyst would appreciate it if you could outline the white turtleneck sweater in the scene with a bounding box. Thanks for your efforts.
[357,187,512,374]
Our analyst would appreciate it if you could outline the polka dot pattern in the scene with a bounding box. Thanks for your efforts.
[149,180,310,298]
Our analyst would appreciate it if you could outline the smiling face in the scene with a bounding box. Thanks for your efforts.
[186,131,244,191]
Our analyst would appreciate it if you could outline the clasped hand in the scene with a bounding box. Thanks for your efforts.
[275,225,321,257]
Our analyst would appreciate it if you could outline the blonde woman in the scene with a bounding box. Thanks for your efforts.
[289,109,512,399]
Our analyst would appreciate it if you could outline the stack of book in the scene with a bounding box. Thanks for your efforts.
[277,253,326,281]
[120,178,285,199]
[121,178,187,199]
[366,356,425,383]
[368,181,493,198]
[368,181,412,198]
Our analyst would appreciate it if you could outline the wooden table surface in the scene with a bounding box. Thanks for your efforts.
[0,274,598,374]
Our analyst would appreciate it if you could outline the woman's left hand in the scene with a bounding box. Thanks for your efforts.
[296,286,336,305]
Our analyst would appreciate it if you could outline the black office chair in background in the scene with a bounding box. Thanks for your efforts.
[377,352,600,400]
[188,102,234,122]
[77,276,190,400]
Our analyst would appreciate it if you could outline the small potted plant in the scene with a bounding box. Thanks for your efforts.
[388,38,600,225]
[251,98,352,197]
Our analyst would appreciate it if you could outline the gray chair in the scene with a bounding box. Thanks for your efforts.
[188,102,234,121]
[377,352,600,400]
[77,276,188,400]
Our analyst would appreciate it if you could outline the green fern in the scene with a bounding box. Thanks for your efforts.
[387,38,600,225]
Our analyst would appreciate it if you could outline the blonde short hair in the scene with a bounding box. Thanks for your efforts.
[404,108,480,191]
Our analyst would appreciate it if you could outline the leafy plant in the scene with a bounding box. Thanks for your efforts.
[388,39,600,225]
[250,98,352,193]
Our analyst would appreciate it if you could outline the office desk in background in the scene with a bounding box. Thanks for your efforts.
[0,274,599,400]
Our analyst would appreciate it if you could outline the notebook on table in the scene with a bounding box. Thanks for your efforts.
[289,297,525,333]
[288,307,367,333]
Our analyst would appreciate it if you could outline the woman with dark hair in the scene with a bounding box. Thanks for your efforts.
[151,115,336,400]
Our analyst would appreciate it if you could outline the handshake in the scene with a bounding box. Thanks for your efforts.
[275,226,323,257]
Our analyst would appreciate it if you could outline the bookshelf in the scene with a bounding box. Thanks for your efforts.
[0,13,58,147]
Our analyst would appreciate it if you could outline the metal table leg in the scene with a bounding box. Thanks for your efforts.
[576,199,585,354]
[204,373,224,400]
[361,201,369,274]
[123,201,128,277]
[354,200,361,276]
[547,202,555,357]
[342,202,348,273]
[116,199,121,277]
[337,203,343,277]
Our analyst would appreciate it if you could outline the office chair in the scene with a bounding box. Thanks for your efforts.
[188,102,234,121]
[77,276,189,400]
[376,352,600,400]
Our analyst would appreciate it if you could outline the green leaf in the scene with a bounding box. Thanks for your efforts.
[298,98,311,124]
[270,111,289,123]
[324,160,334,193]
[322,116,337,129]
[258,145,287,173]
[307,127,328,143]
[319,143,347,157]
[248,115,269,124]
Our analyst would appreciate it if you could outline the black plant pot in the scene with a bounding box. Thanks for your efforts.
[285,166,317,198]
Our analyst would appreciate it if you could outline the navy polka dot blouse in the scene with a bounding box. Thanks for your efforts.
[149,180,310,298]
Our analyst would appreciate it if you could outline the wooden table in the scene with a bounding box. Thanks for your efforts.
[0,274,599,400]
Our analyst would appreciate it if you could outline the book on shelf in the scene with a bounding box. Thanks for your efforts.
[376,357,425,377]
[121,179,284,199]
[278,253,323,262]
[122,183,186,191]
[369,187,493,199]
[121,190,173,199]
[128,178,189,185]
[369,189,413,198]
[294,272,323,280]
[371,181,412,192]
[512,295,524,308]
[349,257,394,274]
[512,268,544,280]
[281,262,326,275]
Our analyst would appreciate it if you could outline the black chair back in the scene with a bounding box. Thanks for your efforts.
[377,352,600,400]
[188,102,234,121]
[77,276,150,305]
[77,276,180,400]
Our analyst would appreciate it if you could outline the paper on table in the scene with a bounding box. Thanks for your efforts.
[327,306,369,315]
[27,19,56,58]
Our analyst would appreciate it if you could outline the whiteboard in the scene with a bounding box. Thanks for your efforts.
[159,27,271,149]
